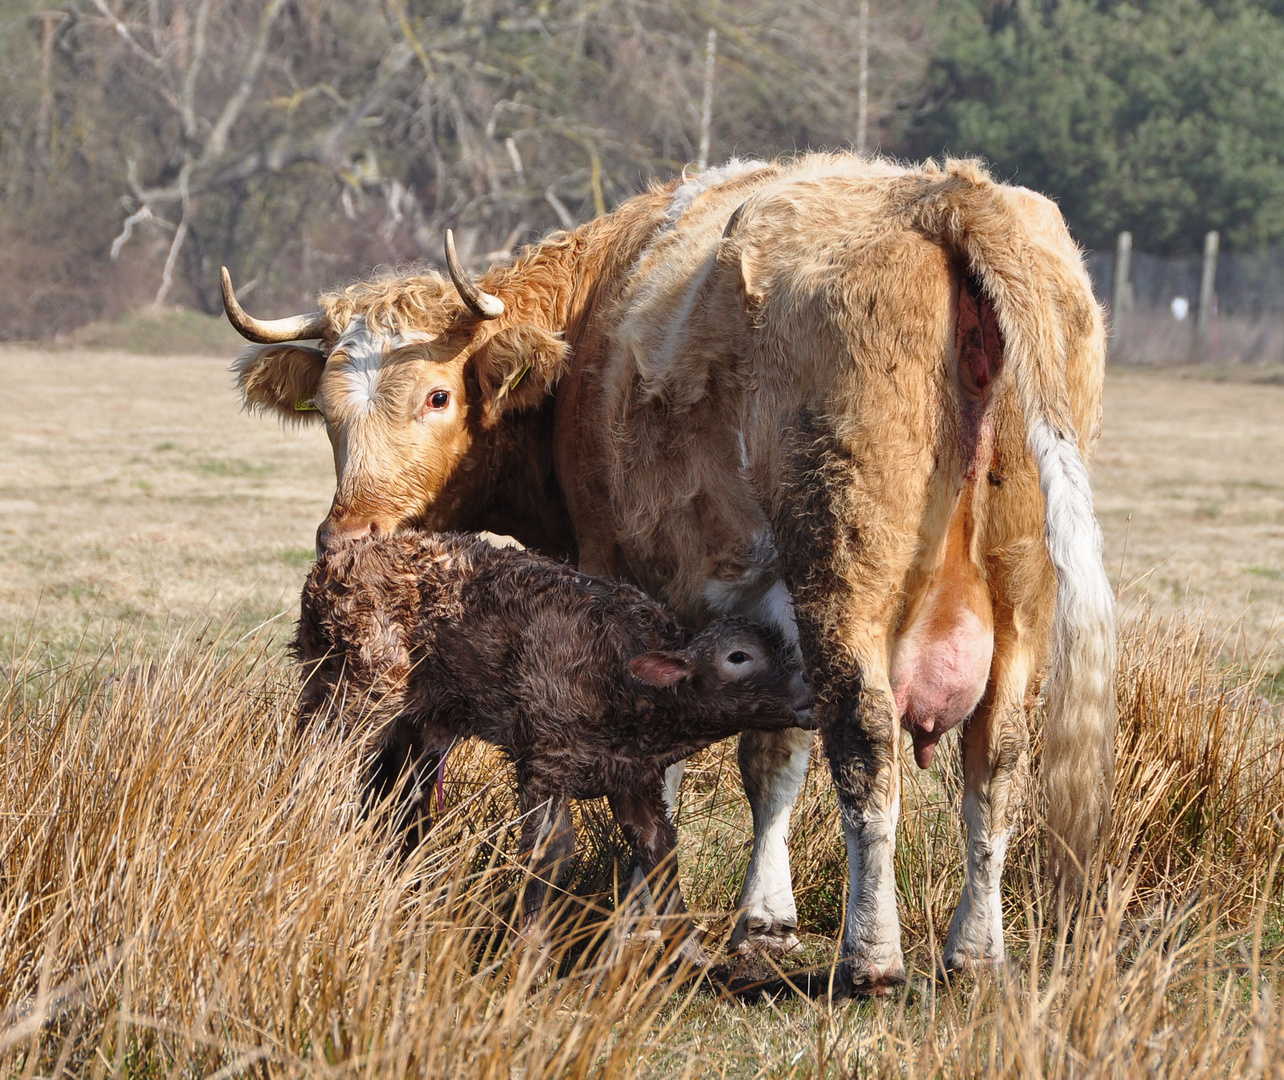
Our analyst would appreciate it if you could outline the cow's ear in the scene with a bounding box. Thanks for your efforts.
[628,651,693,688]
[737,251,767,308]
[472,323,569,426]
[234,344,327,422]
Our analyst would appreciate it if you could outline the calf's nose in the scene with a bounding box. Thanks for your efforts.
[315,516,381,556]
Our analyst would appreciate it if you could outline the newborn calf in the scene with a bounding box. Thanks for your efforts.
[294,531,813,953]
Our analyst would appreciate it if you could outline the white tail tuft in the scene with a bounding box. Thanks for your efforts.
[1028,417,1117,883]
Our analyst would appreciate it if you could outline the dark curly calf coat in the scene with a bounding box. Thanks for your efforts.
[294,531,813,953]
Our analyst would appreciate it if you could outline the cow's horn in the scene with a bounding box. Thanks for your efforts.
[445,230,505,320]
[221,267,325,343]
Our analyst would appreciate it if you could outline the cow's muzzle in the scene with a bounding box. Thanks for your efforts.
[315,516,383,556]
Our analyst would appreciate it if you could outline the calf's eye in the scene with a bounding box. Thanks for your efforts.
[727,651,751,665]
[427,390,450,410]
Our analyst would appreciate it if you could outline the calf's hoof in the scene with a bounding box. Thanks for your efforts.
[515,921,557,982]
[729,913,800,956]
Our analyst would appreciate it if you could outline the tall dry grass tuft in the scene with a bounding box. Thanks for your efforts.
[2,611,1282,1077]
[0,631,708,1078]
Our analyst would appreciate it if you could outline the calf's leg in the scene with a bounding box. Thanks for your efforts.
[364,718,439,856]
[608,788,703,962]
[516,782,576,942]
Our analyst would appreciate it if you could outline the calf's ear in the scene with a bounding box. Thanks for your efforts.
[472,323,570,427]
[235,344,327,422]
[628,651,693,688]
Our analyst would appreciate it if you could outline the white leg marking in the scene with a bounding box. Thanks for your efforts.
[944,789,1011,968]
[840,791,905,984]
[731,733,810,951]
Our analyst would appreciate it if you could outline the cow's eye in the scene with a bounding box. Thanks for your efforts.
[727,651,752,665]
[427,390,450,410]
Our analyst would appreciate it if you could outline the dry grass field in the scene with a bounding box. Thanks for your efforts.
[2,343,1283,1077]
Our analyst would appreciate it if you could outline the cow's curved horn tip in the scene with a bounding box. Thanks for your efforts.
[221,266,325,343]
[444,229,505,320]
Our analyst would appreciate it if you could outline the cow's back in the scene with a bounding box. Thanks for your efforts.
[568,156,1103,632]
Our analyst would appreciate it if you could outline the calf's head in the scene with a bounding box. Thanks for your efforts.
[225,233,568,553]
[628,616,817,729]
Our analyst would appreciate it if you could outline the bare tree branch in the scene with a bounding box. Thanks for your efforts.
[200,0,287,163]
[89,0,163,69]
[179,0,213,141]
[153,165,191,307]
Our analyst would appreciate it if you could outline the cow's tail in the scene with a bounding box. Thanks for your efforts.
[918,160,1117,887]
[1025,413,1117,887]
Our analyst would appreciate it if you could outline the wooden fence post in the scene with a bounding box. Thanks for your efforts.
[1111,231,1132,349]
[1197,230,1219,352]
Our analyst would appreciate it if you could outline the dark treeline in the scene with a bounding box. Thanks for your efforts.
[1,0,1281,338]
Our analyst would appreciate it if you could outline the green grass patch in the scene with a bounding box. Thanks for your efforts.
[62,308,244,356]
[279,547,316,569]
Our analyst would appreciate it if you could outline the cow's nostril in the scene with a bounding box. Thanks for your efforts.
[316,518,376,556]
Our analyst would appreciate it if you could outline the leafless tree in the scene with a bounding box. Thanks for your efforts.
[0,0,927,331]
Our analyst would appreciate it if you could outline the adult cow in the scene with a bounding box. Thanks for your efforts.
[228,154,1115,990]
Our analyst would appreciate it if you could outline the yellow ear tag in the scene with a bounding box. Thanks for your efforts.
[294,397,319,412]
[505,361,532,394]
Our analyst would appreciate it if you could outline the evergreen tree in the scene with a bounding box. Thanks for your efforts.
[903,0,1284,253]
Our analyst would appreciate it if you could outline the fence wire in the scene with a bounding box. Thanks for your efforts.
[1086,245,1284,364]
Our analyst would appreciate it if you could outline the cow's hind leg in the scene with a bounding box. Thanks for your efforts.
[820,663,906,994]
[771,415,930,995]
[943,626,1032,970]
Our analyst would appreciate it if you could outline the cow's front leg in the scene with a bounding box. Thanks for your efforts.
[730,726,812,952]
[709,575,812,953]
[943,643,1030,971]
[824,674,905,994]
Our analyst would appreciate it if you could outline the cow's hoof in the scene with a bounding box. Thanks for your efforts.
[729,914,800,956]
[841,960,907,998]
[938,949,1007,982]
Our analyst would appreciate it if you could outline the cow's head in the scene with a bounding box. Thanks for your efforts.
[226,232,568,553]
